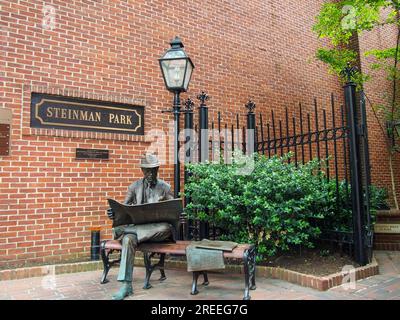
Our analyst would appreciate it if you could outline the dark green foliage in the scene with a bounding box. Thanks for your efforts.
[369,184,390,210]
[319,249,331,257]
[318,179,353,232]
[319,180,388,232]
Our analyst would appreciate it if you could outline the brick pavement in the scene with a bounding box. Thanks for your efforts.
[0,251,399,300]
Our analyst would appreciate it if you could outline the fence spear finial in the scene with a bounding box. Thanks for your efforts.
[245,100,256,113]
[184,98,195,111]
[341,62,358,83]
[197,91,209,106]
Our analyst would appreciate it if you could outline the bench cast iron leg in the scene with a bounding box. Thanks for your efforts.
[100,241,110,284]
[159,254,166,281]
[143,252,166,290]
[249,246,257,291]
[243,246,257,300]
[202,272,209,286]
[143,252,154,289]
[191,272,200,295]
[191,271,209,295]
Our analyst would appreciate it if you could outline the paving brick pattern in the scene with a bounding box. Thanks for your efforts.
[0,251,399,300]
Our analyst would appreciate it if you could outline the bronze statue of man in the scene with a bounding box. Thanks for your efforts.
[107,153,174,300]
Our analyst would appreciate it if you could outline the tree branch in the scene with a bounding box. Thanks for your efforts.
[363,92,390,148]
[391,12,400,119]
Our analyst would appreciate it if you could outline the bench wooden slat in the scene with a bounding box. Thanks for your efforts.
[104,240,252,259]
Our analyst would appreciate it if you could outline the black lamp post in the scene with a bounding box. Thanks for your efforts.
[159,37,195,198]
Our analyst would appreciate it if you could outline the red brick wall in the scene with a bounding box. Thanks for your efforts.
[0,0,394,268]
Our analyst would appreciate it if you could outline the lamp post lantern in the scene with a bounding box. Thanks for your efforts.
[159,37,195,198]
[159,36,194,94]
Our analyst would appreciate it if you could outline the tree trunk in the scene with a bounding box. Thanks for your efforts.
[389,151,399,209]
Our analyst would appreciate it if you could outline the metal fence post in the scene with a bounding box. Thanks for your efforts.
[184,98,195,167]
[182,98,194,240]
[343,65,368,266]
[197,92,209,239]
[198,92,209,163]
[246,100,256,155]
[90,228,100,261]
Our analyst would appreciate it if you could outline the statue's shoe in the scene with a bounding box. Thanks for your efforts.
[112,283,133,300]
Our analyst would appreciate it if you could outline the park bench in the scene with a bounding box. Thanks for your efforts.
[100,240,257,300]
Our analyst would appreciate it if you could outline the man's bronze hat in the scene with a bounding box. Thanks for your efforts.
[140,153,160,168]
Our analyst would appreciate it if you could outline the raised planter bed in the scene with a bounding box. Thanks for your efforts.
[162,255,379,291]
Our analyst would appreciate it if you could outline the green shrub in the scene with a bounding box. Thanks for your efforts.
[184,153,329,258]
[369,185,390,211]
[184,153,389,258]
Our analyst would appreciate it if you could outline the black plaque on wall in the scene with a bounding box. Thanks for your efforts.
[0,124,10,156]
[76,148,109,160]
[30,93,144,135]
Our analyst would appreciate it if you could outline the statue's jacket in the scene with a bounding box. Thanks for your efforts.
[112,178,176,242]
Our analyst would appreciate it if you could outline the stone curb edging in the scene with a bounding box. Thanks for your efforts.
[0,261,104,282]
[162,257,379,291]
[0,256,149,282]
[255,257,379,291]
[0,256,379,292]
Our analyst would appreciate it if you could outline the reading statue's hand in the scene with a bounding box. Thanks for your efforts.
[107,208,115,220]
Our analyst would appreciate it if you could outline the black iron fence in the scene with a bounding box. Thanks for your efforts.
[181,73,372,265]
[184,95,351,240]
[255,95,349,193]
